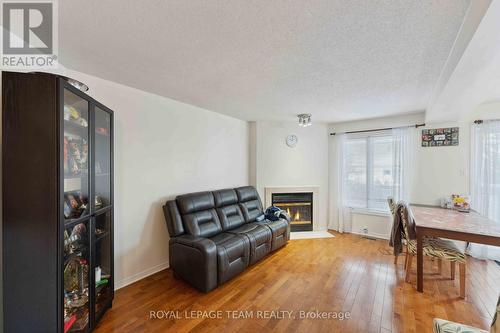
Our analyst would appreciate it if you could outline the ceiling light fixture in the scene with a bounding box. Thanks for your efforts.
[298,113,312,127]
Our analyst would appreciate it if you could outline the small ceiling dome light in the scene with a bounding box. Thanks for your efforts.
[62,76,89,92]
[298,114,312,127]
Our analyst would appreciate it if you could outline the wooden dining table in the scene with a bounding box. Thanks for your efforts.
[411,205,500,293]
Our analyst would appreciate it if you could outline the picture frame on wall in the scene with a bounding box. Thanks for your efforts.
[422,127,459,147]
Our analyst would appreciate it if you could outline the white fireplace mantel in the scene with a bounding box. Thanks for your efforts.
[264,186,320,232]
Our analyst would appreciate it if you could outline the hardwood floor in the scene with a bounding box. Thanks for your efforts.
[95,232,500,333]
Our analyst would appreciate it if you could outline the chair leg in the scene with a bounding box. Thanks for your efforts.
[394,254,398,265]
[459,263,466,298]
[404,251,409,270]
[450,262,456,280]
[438,259,442,275]
[405,254,413,283]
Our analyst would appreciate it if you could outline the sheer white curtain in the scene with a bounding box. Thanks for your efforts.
[335,134,351,233]
[335,127,414,232]
[468,120,500,261]
[392,127,415,202]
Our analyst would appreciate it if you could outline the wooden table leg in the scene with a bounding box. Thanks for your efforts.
[417,232,424,292]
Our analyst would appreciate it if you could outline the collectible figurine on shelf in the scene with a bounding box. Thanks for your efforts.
[64,192,89,219]
[64,105,88,127]
[64,137,69,174]
[69,140,82,175]
[81,142,88,166]
[95,195,103,209]
[67,138,89,176]
[96,127,109,136]
[64,200,72,219]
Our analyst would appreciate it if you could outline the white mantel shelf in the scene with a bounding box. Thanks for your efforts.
[264,186,320,232]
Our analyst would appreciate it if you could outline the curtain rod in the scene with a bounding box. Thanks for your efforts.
[329,123,425,136]
[474,119,500,124]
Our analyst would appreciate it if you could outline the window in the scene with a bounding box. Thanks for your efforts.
[344,132,395,212]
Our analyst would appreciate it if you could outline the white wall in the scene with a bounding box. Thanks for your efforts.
[252,121,329,231]
[411,122,470,206]
[0,69,249,290]
[467,101,500,121]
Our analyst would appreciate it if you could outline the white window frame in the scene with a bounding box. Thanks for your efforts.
[344,130,394,214]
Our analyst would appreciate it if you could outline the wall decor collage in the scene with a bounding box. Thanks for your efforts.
[421,127,459,147]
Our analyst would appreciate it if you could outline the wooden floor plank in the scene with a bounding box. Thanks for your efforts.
[95,233,499,333]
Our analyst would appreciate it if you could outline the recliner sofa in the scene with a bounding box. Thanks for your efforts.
[163,186,290,292]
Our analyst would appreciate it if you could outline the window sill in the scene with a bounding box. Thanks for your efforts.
[349,208,391,218]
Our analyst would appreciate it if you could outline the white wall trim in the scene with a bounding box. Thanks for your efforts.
[115,261,169,290]
[350,230,390,240]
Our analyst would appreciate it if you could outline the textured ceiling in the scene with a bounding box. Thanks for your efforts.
[426,0,500,123]
[59,1,471,122]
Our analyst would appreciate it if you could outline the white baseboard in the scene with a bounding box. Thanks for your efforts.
[350,230,389,240]
[115,261,169,290]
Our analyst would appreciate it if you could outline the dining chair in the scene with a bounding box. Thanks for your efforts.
[433,294,499,332]
[397,203,467,298]
[387,197,405,266]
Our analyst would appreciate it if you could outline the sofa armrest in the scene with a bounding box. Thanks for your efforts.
[169,235,217,292]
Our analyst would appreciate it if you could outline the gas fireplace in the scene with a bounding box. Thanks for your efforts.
[272,192,313,232]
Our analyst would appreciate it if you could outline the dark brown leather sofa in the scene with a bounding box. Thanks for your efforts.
[163,186,290,292]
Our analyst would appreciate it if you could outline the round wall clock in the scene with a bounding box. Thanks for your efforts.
[286,134,298,147]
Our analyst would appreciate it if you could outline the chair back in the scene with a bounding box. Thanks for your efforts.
[492,294,500,333]
[397,202,416,242]
[387,197,396,218]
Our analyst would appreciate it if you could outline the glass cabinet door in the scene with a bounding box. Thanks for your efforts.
[63,220,91,333]
[94,106,112,210]
[63,89,90,222]
[93,211,113,317]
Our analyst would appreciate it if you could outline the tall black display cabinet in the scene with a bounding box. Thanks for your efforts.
[2,71,114,333]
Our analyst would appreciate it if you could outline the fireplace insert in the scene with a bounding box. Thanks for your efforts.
[272,192,313,232]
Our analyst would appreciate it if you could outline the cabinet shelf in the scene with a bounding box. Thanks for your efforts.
[64,119,88,138]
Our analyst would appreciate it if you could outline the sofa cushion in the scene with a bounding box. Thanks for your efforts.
[183,209,222,238]
[239,199,263,222]
[228,223,271,264]
[216,204,246,230]
[235,186,264,222]
[213,189,238,207]
[235,186,260,202]
[257,218,290,251]
[210,233,250,284]
[176,191,215,215]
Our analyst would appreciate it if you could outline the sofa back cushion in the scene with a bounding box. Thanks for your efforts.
[213,189,246,230]
[176,192,222,237]
[213,189,238,207]
[235,186,264,222]
[176,191,215,214]
[183,209,222,237]
[217,204,246,230]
